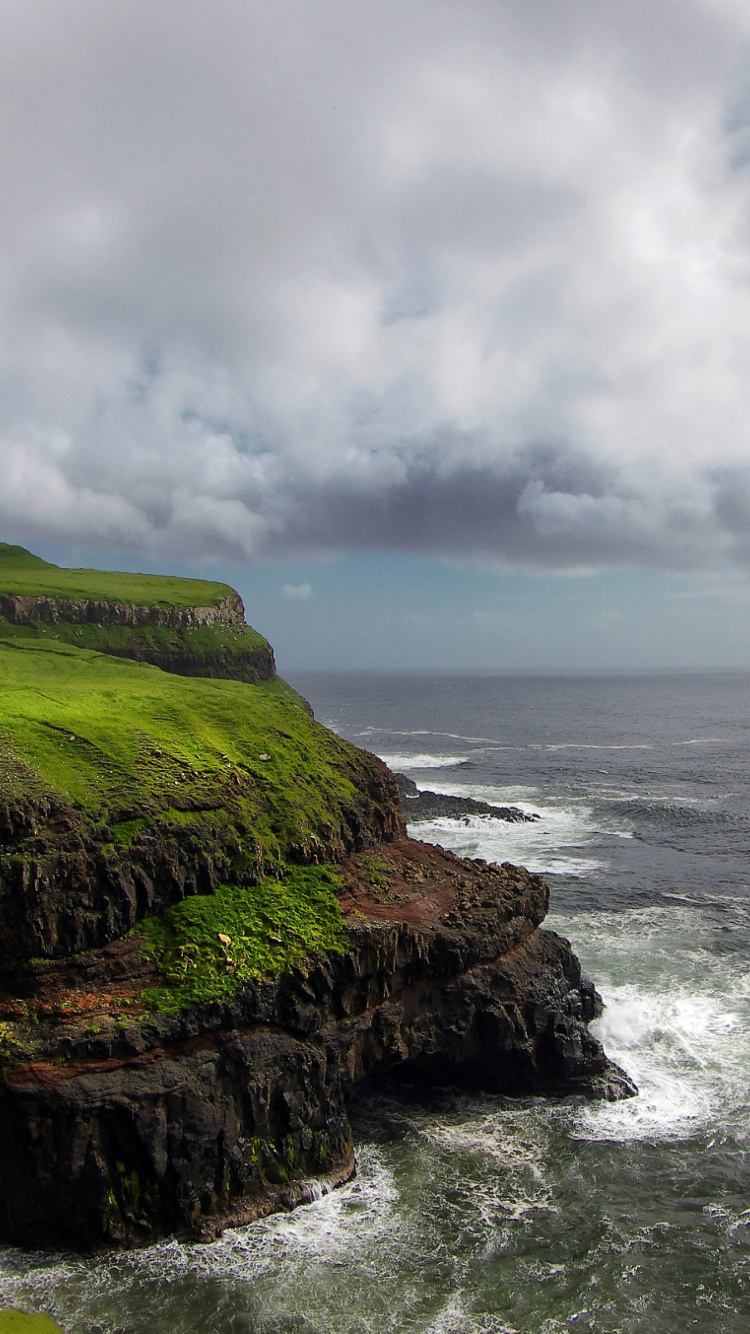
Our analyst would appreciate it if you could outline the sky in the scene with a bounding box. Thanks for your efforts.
[3,0,750,672]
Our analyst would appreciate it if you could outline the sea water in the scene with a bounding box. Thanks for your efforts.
[2,672,750,1332]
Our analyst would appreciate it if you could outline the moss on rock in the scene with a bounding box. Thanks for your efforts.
[0,1314,66,1333]
[137,865,346,1013]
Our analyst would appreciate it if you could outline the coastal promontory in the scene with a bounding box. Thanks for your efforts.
[0,544,635,1250]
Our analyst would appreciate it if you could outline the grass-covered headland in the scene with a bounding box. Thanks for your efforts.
[0,544,275,683]
[0,543,234,608]
[0,547,628,1257]
[0,547,399,1014]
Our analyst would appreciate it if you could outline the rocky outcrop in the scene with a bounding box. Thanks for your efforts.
[0,550,636,1252]
[0,838,635,1250]
[0,587,277,682]
[0,593,245,630]
[397,773,539,824]
[0,757,403,965]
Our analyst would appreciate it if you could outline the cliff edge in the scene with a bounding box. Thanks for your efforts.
[0,548,635,1250]
[0,545,275,684]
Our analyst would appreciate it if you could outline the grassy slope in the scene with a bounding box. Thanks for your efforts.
[0,549,390,1012]
[0,636,372,1004]
[0,544,234,608]
[0,637,357,845]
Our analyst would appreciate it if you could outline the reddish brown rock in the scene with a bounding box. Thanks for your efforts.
[0,837,635,1251]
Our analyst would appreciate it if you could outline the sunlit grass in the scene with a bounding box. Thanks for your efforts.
[0,637,359,845]
[0,543,233,608]
[137,865,346,1013]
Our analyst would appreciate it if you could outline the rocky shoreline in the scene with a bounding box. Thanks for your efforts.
[0,834,635,1251]
[397,772,539,823]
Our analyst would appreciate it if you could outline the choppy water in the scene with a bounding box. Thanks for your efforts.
[3,672,750,1332]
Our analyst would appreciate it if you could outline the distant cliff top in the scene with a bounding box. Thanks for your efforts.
[0,543,237,611]
[0,543,274,683]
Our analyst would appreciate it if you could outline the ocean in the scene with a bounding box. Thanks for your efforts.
[2,671,750,1333]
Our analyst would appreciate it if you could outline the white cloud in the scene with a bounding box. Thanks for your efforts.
[281,583,312,600]
[2,0,750,569]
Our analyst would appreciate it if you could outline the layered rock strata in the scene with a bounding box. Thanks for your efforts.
[0,593,245,630]
[0,837,635,1251]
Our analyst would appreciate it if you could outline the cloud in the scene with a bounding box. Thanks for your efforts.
[2,0,750,571]
[281,583,312,600]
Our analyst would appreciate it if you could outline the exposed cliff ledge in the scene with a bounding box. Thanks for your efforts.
[0,742,402,964]
[0,591,245,630]
[0,838,634,1251]
[0,544,275,683]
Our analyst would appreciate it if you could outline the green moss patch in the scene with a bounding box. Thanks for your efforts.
[137,866,346,1013]
[0,1313,66,1334]
[356,852,395,895]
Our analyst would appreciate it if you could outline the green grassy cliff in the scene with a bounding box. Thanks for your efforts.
[0,545,633,1255]
[0,548,400,990]
[0,544,275,683]
[0,543,235,607]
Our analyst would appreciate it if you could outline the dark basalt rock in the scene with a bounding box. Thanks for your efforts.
[0,756,403,967]
[0,840,636,1251]
[397,773,539,824]
[112,640,276,684]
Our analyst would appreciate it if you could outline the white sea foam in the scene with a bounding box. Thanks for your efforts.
[191,1147,398,1277]
[407,793,604,880]
[530,742,654,752]
[573,981,750,1143]
[671,737,727,746]
[412,817,605,879]
[361,727,506,745]
[378,752,469,769]
[0,1151,401,1315]
[426,1291,520,1334]
[416,779,542,807]
[539,900,750,1145]
[418,775,750,1149]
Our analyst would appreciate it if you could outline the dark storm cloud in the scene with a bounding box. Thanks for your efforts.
[1,0,750,570]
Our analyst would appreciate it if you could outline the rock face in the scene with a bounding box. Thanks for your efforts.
[0,592,245,630]
[113,636,276,684]
[0,837,635,1251]
[0,755,403,964]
